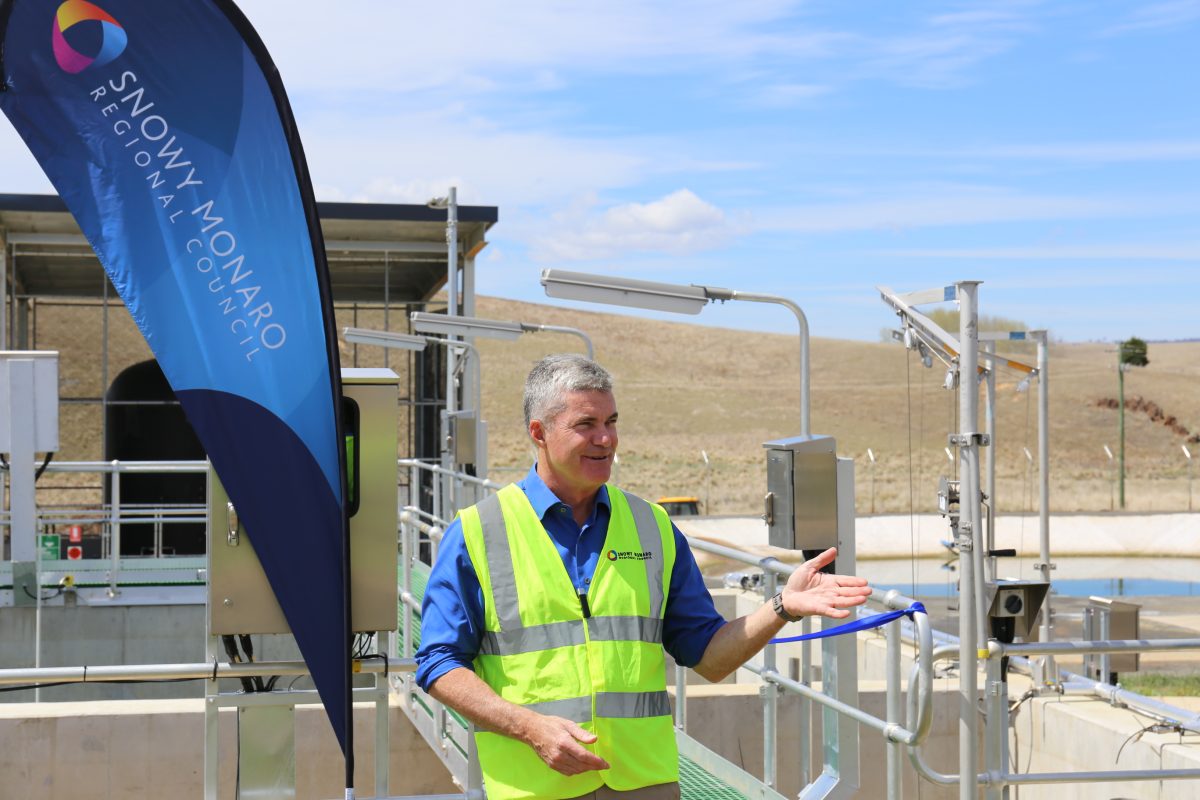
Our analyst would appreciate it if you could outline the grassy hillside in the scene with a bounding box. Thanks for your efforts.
[32,295,1200,515]
[468,297,1200,515]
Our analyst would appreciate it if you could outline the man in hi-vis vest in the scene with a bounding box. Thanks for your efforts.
[416,355,871,800]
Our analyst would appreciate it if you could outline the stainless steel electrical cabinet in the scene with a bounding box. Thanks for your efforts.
[207,368,399,635]
[763,434,838,552]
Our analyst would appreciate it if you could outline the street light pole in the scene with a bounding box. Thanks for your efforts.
[540,271,811,434]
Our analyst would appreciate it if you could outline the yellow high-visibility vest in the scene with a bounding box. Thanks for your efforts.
[460,483,679,800]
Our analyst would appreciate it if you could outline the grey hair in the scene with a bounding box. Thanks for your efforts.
[523,354,613,432]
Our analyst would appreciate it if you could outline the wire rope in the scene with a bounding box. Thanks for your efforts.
[906,347,918,596]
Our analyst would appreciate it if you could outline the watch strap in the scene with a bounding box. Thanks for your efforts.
[772,591,802,623]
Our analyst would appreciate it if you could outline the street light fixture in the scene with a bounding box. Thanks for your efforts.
[541,269,812,434]
[342,327,429,351]
[410,311,594,358]
[540,269,711,314]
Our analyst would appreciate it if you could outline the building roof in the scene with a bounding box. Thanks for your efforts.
[0,193,498,303]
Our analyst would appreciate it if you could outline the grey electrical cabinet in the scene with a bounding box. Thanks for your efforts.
[763,434,838,552]
[207,368,399,635]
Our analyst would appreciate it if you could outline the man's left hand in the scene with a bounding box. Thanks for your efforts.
[781,547,871,620]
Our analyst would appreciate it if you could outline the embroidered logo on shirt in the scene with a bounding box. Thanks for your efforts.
[607,548,653,561]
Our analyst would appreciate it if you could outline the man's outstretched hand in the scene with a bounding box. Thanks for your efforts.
[781,547,871,620]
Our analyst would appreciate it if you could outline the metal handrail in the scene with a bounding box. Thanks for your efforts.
[0,657,414,686]
[906,640,1200,789]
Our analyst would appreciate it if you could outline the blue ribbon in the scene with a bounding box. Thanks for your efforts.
[770,601,927,644]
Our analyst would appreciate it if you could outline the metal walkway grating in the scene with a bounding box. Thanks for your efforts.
[679,752,750,799]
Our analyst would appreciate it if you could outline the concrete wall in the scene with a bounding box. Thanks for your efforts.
[0,696,458,799]
[1010,693,1200,800]
[0,604,369,703]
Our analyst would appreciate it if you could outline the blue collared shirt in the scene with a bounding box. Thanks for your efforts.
[414,466,727,691]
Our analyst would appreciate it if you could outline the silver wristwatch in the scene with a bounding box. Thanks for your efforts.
[772,591,802,623]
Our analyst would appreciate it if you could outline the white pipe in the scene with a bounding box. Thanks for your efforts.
[956,280,982,800]
[1035,331,1053,654]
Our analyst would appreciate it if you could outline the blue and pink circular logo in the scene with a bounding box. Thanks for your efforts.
[52,0,127,74]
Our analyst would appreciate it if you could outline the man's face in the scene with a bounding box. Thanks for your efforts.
[532,389,618,499]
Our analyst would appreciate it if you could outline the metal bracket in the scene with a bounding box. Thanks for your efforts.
[225,501,239,547]
[1032,562,1058,571]
[948,432,990,447]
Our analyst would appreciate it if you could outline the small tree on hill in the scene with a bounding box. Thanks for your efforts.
[1117,336,1151,509]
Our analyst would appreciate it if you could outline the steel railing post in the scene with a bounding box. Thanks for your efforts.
[762,570,778,789]
[886,615,902,800]
[675,662,687,731]
[108,460,121,596]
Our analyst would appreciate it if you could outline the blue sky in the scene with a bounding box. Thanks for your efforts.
[4,1,1198,342]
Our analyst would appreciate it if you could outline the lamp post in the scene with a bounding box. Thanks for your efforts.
[1116,337,1150,510]
[541,269,811,435]
[428,189,461,489]
[410,311,593,358]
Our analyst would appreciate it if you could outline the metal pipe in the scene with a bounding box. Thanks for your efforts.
[800,615,812,787]
[1035,331,1054,660]
[1004,769,1200,786]
[906,645,985,786]
[886,616,902,800]
[402,513,414,659]
[994,638,1200,657]
[521,322,594,359]
[726,291,810,435]
[738,594,934,749]
[1059,669,1200,734]
[443,187,460,523]
[0,658,416,686]
[762,571,778,788]
[674,663,687,731]
[108,461,120,596]
[984,340,996,516]
[748,663,918,745]
[955,280,982,800]
[44,460,209,472]
[983,645,1006,800]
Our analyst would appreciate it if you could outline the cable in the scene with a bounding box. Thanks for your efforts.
[221,635,257,694]
[906,347,917,596]
[35,452,54,481]
[237,634,267,692]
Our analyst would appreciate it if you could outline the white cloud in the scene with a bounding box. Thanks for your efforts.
[532,189,732,261]
[877,244,1200,260]
[753,189,1198,234]
[1098,1,1200,37]
[240,0,823,94]
[853,5,1039,89]
[0,125,55,193]
[300,113,650,208]
[963,140,1200,162]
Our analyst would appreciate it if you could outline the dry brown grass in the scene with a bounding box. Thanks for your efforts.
[31,295,1200,516]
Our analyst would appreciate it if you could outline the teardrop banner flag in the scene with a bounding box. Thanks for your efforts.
[1,0,355,776]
